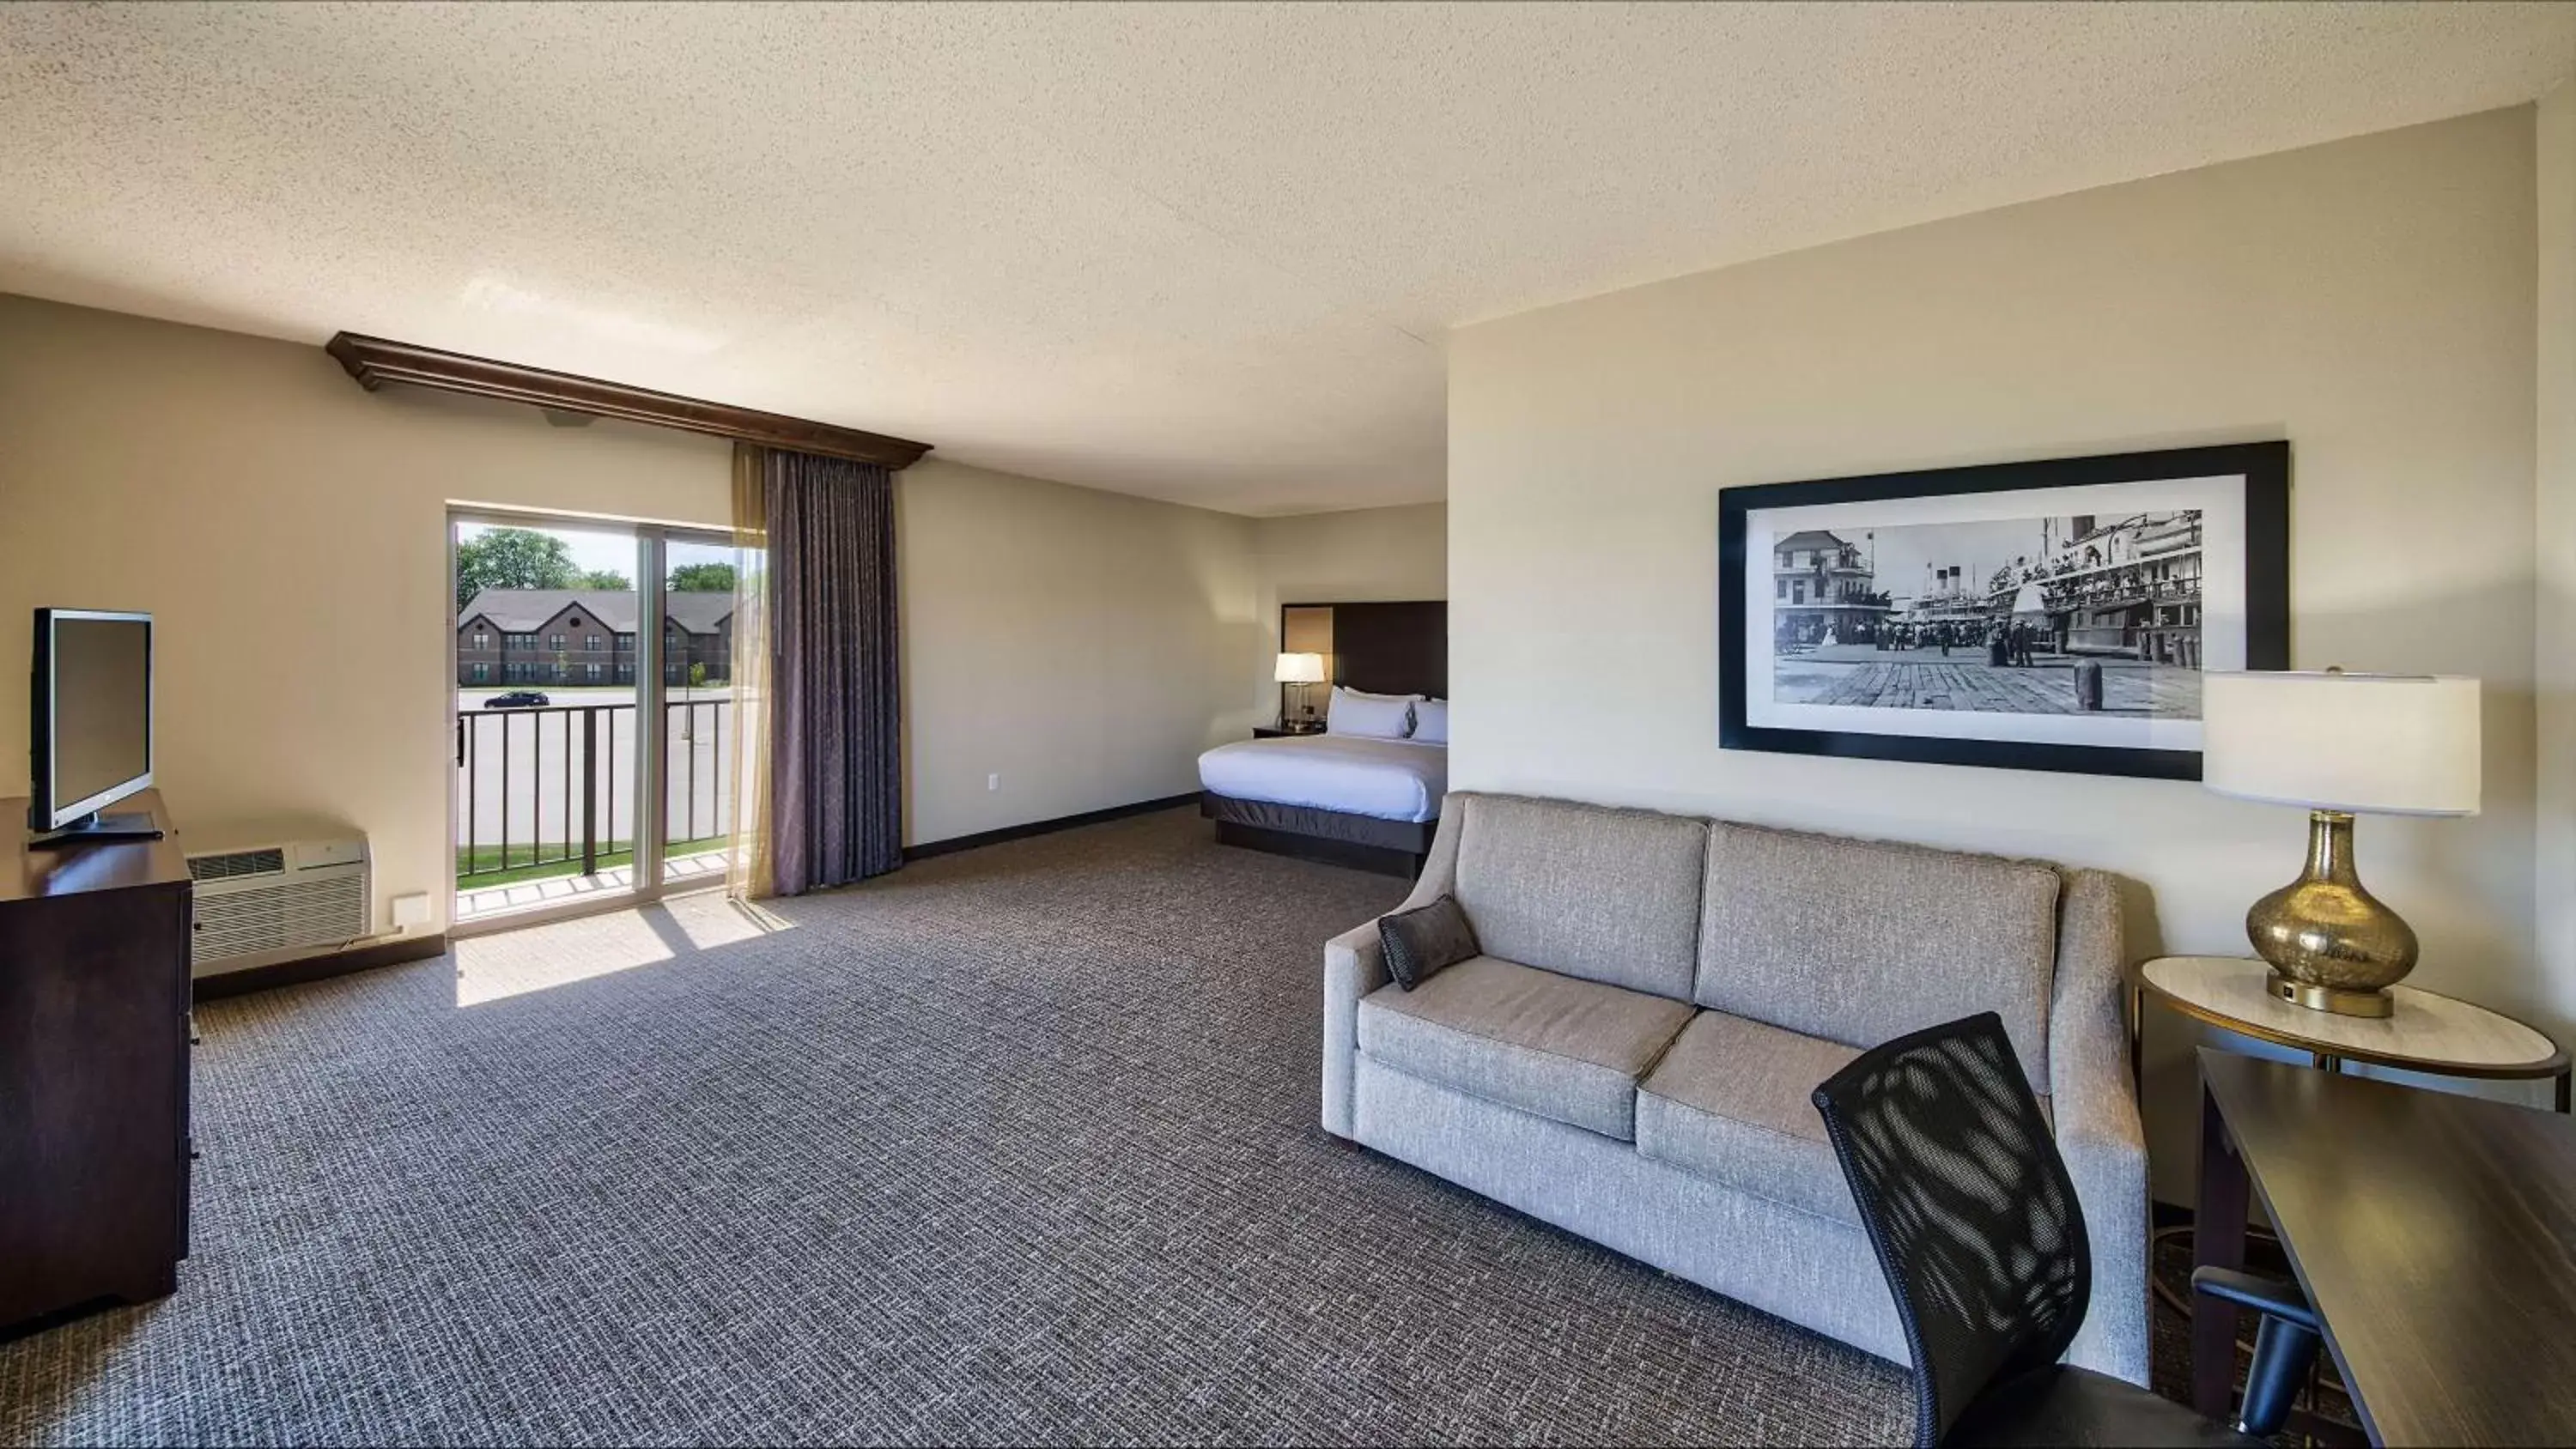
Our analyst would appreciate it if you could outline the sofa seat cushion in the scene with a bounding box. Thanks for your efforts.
[1634,1009,1866,1226]
[1357,955,1695,1141]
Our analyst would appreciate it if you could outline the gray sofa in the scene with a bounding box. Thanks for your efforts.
[1322,791,2148,1385]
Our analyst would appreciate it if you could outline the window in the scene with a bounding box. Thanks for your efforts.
[586,634,604,652]
[505,632,537,650]
[550,633,567,651]
[586,663,605,681]
[617,662,635,682]
[616,633,635,651]
[471,630,490,650]
[1775,579,1787,600]
[471,662,489,682]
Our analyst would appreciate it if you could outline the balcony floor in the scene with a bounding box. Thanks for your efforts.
[457,846,729,922]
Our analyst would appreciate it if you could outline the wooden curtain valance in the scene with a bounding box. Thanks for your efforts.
[325,332,933,469]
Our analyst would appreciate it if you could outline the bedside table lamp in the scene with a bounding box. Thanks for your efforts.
[2201,670,2481,1017]
[1274,652,1326,727]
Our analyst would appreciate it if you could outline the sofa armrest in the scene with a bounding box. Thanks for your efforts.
[1321,920,1391,1137]
[2048,867,2149,1385]
[1321,800,1464,1137]
[1394,794,1464,916]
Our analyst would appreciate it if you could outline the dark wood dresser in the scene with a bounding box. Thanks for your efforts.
[0,790,191,1328]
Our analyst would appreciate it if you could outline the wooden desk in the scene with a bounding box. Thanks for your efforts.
[2194,1049,2576,1446]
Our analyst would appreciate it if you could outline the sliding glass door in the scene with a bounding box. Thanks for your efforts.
[450,512,747,931]
[657,533,741,893]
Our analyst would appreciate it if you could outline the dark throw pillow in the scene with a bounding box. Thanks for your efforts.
[1379,894,1479,991]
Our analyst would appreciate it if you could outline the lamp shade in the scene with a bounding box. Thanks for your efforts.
[1274,652,1327,685]
[2202,671,2480,816]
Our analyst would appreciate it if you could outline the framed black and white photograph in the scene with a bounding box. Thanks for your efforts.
[1718,443,2288,779]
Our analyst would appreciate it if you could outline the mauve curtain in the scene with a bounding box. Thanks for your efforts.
[765,447,902,894]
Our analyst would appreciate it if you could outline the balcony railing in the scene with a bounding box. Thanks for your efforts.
[455,699,733,883]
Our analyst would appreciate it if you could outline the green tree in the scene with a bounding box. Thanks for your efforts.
[455,528,577,608]
[688,662,709,688]
[668,561,737,594]
[575,568,632,591]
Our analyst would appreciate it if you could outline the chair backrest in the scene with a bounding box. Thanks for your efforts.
[1810,1012,2089,1449]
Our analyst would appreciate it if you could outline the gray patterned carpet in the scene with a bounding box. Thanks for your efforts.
[0,808,1910,1446]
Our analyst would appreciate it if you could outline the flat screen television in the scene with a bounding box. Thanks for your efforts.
[27,608,161,844]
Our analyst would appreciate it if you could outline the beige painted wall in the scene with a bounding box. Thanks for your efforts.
[0,293,732,943]
[1254,502,1447,606]
[1449,109,2546,1193]
[0,294,1285,941]
[897,457,1261,844]
[1248,501,1447,718]
[2541,82,2576,1041]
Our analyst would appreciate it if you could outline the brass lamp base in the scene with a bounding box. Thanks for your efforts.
[2246,809,2416,1018]
[2265,973,2395,1018]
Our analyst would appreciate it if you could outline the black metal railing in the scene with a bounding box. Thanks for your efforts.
[455,699,732,882]
[665,698,727,846]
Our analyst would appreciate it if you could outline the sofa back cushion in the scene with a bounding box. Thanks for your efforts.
[1451,793,1708,1001]
[1694,822,2061,1084]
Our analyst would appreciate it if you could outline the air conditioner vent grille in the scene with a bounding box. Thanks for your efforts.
[191,871,365,967]
[189,848,285,882]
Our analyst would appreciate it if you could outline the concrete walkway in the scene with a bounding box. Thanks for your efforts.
[1773,646,2201,717]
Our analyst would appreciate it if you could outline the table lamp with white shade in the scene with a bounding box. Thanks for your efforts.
[1274,652,1327,728]
[2201,669,2481,1017]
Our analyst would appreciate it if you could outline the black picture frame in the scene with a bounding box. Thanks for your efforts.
[1717,441,2288,780]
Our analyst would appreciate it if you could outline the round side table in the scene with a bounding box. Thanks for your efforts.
[2135,955,2570,1111]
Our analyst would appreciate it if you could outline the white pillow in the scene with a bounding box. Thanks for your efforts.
[1411,699,1449,745]
[1336,685,1423,703]
[1327,686,1413,739]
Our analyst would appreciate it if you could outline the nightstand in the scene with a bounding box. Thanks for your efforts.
[1253,724,1323,739]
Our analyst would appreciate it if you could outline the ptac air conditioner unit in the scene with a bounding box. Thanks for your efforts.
[185,832,371,974]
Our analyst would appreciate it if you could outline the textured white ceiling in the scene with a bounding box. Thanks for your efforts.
[3,3,2571,514]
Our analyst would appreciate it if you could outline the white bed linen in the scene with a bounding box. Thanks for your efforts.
[1324,687,1414,739]
[1197,734,1448,822]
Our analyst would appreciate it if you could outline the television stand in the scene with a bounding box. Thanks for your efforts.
[2,788,191,1329]
[27,809,166,850]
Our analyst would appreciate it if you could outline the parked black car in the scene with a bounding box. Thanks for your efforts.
[482,690,550,710]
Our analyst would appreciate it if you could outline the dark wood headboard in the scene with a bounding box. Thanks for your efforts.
[1286,600,1446,699]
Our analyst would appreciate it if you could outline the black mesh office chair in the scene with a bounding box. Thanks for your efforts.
[1812,1012,2322,1448]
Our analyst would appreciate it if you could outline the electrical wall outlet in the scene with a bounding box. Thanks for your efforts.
[391,892,433,929]
[987,773,1000,791]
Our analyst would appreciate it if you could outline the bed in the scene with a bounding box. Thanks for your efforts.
[1200,600,1446,877]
